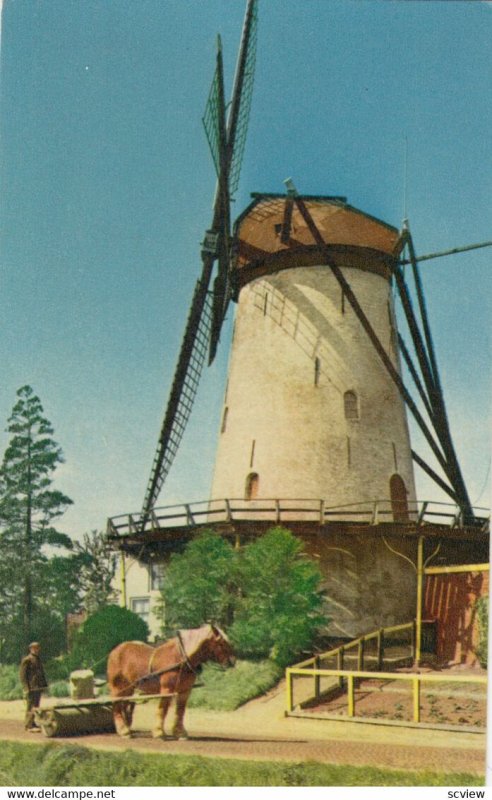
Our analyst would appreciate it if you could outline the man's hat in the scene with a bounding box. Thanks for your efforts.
[28,642,40,650]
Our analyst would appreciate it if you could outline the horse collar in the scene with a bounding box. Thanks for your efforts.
[142,632,196,686]
[177,630,196,673]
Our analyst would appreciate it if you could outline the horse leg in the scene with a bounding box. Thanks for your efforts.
[172,690,192,740]
[123,702,135,730]
[152,695,172,739]
[113,700,132,738]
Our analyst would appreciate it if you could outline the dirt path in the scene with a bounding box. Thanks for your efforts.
[0,681,486,777]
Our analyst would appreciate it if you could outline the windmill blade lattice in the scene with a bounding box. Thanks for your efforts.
[140,1,258,524]
[227,0,258,197]
[141,282,213,520]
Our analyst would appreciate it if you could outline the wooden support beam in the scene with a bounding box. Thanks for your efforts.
[392,261,440,410]
[398,333,434,422]
[280,195,294,244]
[404,231,473,519]
[293,196,451,479]
[399,239,492,266]
[411,450,459,504]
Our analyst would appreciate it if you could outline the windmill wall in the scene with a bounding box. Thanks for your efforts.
[211,197,416,515]
[211,266,416,509]
[207,196,419,634]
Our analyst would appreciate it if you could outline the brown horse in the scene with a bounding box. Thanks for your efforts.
[107,624,235,739]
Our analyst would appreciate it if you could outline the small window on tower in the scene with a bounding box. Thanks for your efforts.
[314,357,321,386]
[344,390,359,420]
[245,472,259,500]
[221,406,229,433]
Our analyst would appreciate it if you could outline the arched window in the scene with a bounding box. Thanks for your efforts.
[390,474,409,521]
[245,472,259,500]
[344,390,359,420]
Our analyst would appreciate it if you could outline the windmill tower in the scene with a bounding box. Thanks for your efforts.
[211,193,417,517]
[109,0,488,641]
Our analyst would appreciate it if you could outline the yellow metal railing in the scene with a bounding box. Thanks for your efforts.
[285,666,487,724]
[293,621,416,701]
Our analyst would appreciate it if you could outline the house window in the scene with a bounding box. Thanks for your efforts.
[149,563,165,591]
[245,472,259,500]
[344,390,359,420]
[131,597,150,624]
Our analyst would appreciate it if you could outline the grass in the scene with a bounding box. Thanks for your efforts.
[188,659,283,711]
[0,658,281,708]
[0,741,483,787]
[0,664,70,700]
[48,681,70,698]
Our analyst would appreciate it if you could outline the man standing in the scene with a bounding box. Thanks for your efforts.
[19,642,48,731]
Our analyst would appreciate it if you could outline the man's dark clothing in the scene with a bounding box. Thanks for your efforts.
[20,653,47,729]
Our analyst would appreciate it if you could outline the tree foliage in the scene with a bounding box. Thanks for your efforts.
[231,528,325,666]
[0,386,73,660]
[70,605,149,673]
[159,530,235,634]
[159,527,325,667]
[72,530,117,615]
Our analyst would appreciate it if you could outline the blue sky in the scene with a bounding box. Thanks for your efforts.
[1,0,490,539]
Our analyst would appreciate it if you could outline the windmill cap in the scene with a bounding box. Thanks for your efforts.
[233,194,399,290]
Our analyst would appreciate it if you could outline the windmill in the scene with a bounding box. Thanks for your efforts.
[140,0,258,528]
[108,0,490,642]
[135,0,489,535]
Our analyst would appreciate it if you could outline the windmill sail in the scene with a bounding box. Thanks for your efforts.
[140,1,258,523]
[227,0,258,198]
[140,280,213,522]
[208,0,258,363]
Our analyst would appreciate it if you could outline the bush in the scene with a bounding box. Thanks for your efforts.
[158,527,325,668]
[230,527,325,667]
[0,663,72,700]
[159,529,235,634]
[475,595,488,668]
[0,664,23,700]
[48,680,70,698]
[44,657,72,682]
[69,604,149,674]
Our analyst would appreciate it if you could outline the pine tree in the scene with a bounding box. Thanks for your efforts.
[0,386,73,656]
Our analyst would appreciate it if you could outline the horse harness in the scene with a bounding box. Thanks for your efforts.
[117,631,197,697]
